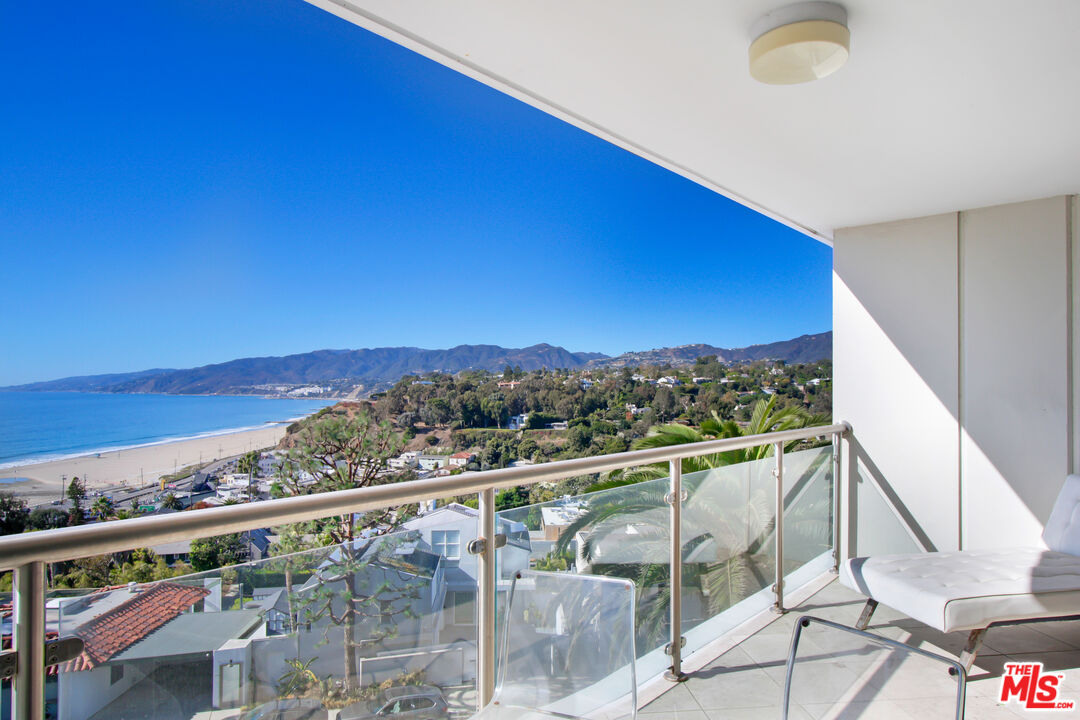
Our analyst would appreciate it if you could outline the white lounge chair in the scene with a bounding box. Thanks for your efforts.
[840,474,1080,671]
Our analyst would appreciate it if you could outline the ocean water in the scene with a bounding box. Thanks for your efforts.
[0,391,335,468]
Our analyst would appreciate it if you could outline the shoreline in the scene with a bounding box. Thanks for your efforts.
[0,424,291,507]
[0,418,305,472]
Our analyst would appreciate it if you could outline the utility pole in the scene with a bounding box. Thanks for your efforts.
[60,474,66,504]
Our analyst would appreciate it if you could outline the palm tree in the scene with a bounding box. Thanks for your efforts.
[551,397,830,645]
[91,495,115,520]
[602,396,827,487]
[553,472,774,647]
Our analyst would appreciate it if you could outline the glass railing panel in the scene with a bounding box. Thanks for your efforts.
[680,443,833,657]
[42,526,475,720]
[497,476,672,682]
[678,459,767,655]
[490,570,636,720]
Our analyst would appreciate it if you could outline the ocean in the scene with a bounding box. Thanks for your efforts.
[0,391,336,469]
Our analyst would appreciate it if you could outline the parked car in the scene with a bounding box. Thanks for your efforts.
[338,685,450,719]
[238,698,328,720]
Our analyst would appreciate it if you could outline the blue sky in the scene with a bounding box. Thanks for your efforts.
[0,0,831,386]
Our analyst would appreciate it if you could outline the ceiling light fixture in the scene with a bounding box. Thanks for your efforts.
[749,2,849,85]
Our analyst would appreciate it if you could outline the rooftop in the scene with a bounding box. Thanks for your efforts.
[62,582,210,671]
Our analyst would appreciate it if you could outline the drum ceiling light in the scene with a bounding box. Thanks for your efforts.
[749,2,850,85]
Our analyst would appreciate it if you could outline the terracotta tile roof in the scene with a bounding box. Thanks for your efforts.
[62,582,209,672]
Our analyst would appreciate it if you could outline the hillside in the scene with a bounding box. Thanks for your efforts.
[589,332,831,369]
[5,368,176,392]
[4,345,607,396]
[2,332,831,396]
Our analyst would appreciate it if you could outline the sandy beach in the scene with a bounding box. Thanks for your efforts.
[0,424,289,507]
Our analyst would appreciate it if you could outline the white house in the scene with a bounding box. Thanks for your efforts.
[417,454,449,471]
[388,452,420,470]
[507,413,529,430]
[448,451,474,467]
[401,504,531,643]
[539,501,586,541]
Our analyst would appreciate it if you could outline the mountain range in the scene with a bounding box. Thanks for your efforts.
[3,332,830,396]
[589,331,832,368]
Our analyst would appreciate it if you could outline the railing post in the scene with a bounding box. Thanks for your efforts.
[13,561,45,720]
[476,487,497,708]
[772,442,786,614]
[831,431,842,573]
[665,458,686,681]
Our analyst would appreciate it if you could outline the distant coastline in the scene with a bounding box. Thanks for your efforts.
[0,419,289,472]
[0,391,335,471]
[0,424,292,507]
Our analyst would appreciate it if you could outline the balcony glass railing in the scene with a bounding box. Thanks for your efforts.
[25,528,480,720]
[495,443,835,677]
[0,423,847,720]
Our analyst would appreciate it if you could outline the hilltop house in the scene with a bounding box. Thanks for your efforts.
[388,451,421,470]
[417,454,449,471]
[538,501,586,541]
[507,413,529,430]
[448,451,474,468]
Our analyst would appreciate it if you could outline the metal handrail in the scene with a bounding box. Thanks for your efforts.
[3,421,849,720]
[0,422,849,570]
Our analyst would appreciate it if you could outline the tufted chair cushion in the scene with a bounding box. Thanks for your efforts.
[842,547,1080,632]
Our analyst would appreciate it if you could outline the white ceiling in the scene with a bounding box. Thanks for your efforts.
[307,0,1080,242]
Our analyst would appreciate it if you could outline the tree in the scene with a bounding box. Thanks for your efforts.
[272,408,404,692]
[290,537,423,701]
[160,493,183,511]
[113,548,187,584]
[190,533,249,572]
[481,393,507,429]
[91,495,115,520]
[653,387,677,419]
[66,477,87,525]
[27,507,68,530]
[607,396,828,485]
[237,451,259,477]
[54,555,113,588]
[268,526,315,635]
[0,492,29,536]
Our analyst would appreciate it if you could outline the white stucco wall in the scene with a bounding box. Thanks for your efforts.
[835,195,1077,554]
[834,212,961,555]
[58,663,143,720]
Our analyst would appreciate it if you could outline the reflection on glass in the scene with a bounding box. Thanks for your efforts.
[41,527,478,720]
[477,570,636,720]
[497,444,834,673]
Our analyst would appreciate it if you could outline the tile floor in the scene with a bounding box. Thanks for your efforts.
[641,580,1080,719]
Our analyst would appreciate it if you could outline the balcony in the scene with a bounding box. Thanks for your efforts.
[2,425,849,719]
[6,418,1080,719]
